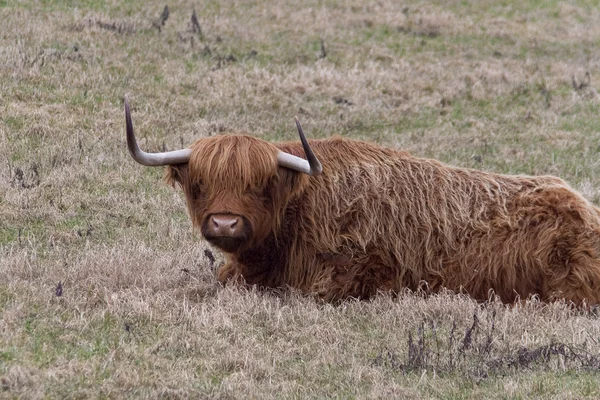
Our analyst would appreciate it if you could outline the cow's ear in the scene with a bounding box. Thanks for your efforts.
[275,166,309,200]
[164,164,189,189]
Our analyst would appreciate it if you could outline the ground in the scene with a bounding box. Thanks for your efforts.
[1,0,600,398]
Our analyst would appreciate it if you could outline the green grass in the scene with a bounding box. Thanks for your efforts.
[2,0,600,397]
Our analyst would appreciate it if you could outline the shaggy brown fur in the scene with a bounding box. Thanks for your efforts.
[166,135,600,305]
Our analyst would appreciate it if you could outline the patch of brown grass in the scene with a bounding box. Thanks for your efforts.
[2,0,600,397]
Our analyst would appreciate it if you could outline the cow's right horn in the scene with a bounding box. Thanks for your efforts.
[125,96,191,166]
[277,117,323,176]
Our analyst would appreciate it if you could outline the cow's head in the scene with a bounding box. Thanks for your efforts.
[124,97,322,254]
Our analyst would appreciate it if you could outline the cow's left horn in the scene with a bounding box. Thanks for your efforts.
[277,117,323,176]
[125,96,192,166]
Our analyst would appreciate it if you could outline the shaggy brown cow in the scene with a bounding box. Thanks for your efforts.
[125,98,600,305]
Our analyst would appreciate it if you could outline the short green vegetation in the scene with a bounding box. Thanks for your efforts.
[2,0,600,397]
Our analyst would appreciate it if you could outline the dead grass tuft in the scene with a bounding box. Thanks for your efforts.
[376,306,600,379]
[71,17,138,35]
[2,0,600,397]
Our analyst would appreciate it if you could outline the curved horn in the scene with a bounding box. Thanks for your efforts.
[277,117,323,176]
[125,96,191,166]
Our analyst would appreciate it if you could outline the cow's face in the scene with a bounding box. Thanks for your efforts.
[124,97,321,253]
[166,135,308,254]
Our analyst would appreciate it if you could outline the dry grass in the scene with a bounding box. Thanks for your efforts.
[2,0,600,398]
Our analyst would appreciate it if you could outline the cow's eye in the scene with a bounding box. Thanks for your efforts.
[190,182,202,200]
[262,186,272,199]
[247,185,271,199]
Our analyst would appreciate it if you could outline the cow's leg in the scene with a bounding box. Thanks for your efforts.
[216,258,244,284]
[309,252,399,301]
[545,247,600,306]
[216,252,281,288]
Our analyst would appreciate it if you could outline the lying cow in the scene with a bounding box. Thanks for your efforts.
[125,97,600,304]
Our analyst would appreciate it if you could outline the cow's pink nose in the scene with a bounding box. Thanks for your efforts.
[210,215,243,237]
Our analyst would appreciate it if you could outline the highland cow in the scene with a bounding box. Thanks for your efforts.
[125,97,600,305]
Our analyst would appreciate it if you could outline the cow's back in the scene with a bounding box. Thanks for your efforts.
[275,138,600,303]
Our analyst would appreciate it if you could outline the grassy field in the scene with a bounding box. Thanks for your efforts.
[2,0,600,397]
